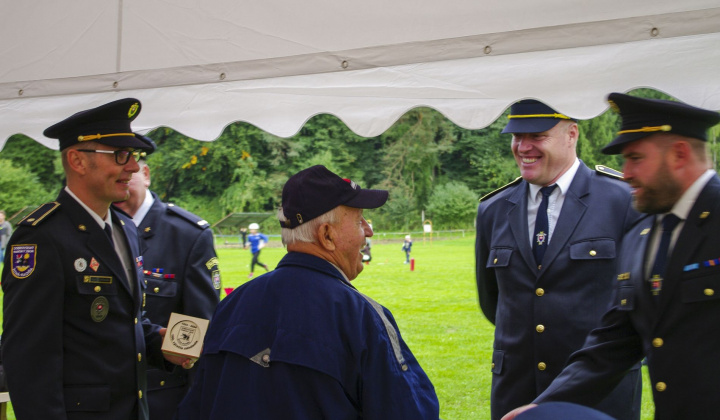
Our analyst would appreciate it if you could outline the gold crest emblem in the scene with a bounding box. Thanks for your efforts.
[128,102,139,118]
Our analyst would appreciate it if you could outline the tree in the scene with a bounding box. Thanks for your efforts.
[1,134,63,194]
[0,159,54,217]
[426,181,478,229]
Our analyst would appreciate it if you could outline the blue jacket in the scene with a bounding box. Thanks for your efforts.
[476,163,642,420]
[176,252,440,420]
[2,189,165,420]
[125,192,220,420]
[247,232,268,254]
[536,175,720,420]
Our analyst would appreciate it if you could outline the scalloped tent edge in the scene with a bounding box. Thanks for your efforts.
[1,1,719,150]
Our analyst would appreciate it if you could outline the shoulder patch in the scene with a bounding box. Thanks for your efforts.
[480,177,523,202]
[18,202,61,226]
[595,165,624,180]
[166,203,210,229]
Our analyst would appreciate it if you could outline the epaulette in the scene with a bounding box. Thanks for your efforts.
[166,203,210,229]
[595,164,624,180]
[480,177,523,202]
[18,202,61,226]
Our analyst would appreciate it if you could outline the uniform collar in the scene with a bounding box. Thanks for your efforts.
[667,169,716,221]
[64,185,110,229]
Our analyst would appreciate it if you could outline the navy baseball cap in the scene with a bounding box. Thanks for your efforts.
[44,98,151,151]
[502,100,576,134]
[280,165,388,229]
[602,92,720,155]
[516,402,615,420]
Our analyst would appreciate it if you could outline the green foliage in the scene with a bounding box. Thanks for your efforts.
[426,182,478,229]
[3,88,712,231]
[1,134,63,193]
[0,159,55,216]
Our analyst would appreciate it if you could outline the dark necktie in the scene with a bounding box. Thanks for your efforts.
[104,223,115,248]
[649,214,680,296]
[532,185,557,268]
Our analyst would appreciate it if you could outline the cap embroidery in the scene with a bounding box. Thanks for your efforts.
[128,103,139,118]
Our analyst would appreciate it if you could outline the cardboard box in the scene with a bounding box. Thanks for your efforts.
[161,312,209,359]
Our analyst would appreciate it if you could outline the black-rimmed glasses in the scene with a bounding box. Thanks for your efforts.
[77,149,145,165]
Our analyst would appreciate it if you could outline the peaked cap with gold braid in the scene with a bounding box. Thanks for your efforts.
[502,99,576,134]
[602,92,720,155]
[43,98,151,151]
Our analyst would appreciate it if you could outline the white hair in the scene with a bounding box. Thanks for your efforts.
[278,207,340,246]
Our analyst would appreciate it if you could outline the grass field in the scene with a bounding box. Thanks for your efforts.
[0,236,654,419]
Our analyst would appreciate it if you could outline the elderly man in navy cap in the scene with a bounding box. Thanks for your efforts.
[503,93,720,420]
[2,99,192,420]
[175,165,440,420]
[476,99,642,420]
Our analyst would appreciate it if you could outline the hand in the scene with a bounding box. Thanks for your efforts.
[159,328,199,369]
[501,404,537,420]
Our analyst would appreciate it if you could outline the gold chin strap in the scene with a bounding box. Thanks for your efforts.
[77,132,134,142]
[508,113,572,120]
[617,125,672,134]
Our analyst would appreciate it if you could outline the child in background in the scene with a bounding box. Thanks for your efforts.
[402,234,412,264]
[246,223,269,278]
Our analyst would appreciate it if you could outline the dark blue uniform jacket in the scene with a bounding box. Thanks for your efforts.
[536,175,720,419]
[1,189,165,420]
[176,252,440,420]
[128,192,220,420]
[476,163,642,420]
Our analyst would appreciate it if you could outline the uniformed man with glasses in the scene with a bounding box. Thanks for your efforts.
[1,98,192,420]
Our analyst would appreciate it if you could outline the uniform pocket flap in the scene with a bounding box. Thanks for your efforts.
[569,239,616,260]
[681,272,720,303]
[487,248,513,268]
[145,278,178,297]
[76,275,118,295]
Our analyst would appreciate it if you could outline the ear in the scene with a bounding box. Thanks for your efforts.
[65,148,89,176]
[567,122,579,146]
[668,140,691,170]
[142,164,151,188]
[316,223,337,251]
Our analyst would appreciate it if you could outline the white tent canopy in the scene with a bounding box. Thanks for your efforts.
[2,0,720,150]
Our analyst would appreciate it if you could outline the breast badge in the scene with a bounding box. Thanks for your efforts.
[91,296,110,322]
[90,257,100,272]
[74,258,88,272]
[11,245,37,279]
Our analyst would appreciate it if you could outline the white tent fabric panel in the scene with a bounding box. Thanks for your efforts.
[1,0,719,150]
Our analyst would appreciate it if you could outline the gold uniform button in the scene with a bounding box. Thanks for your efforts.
[138,353,142,362]
[160,381,165,386]
[589,250,597,257]
[154,287,160,293]
[656,382,667,392]
[536,325,545,333]
[491,362,495,369]
[652,338,664,348]
[620,299,627,306]
[135,318,138,324]
[536,288,545,297]
[704,289,714,296]
[493,258,498,264]
[262,354,270,363]
[401,364,408,371]
[94,286,101,293]
[538,362,547,371]
[138,390,143,399]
